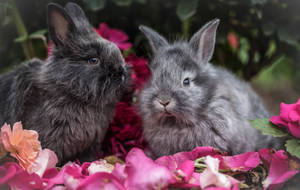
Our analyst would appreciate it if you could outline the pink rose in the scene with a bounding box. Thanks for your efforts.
[270,99,300,138]
[95,23,132,50]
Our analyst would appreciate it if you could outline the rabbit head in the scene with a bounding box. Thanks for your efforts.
[139,19,219,126]
[39,3,129,105]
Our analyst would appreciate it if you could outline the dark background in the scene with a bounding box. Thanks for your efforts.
[0,0,299,113]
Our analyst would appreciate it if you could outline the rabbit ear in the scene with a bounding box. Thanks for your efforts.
[139,25,168,53]
[64,3,90,29]
[47,3,76,46]
[189,19,219,65]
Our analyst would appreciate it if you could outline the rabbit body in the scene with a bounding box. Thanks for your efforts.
[138,20,280,158]
[0,3,129,164]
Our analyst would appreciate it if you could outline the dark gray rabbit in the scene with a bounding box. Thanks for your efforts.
[0,3,129,164]
[138,19,280,158]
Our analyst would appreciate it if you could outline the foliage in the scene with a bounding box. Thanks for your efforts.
[285,139,300,159]
[250,118,287,137]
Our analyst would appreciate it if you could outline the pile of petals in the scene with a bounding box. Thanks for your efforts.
[0,124,299,190]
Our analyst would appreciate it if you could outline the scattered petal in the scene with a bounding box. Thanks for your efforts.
[200,156,239,189]
[222,151,260,172]
[263,150,299,189]
[124,148,173,190]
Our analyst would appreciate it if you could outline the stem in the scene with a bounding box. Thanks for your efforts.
[10,0,34,59]
[182,18,190,38]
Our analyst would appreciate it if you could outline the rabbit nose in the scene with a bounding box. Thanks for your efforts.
[159,100,170,107]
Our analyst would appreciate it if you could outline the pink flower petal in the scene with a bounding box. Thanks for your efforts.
[287,122,300,139]
[263,150,299,189]
[124,148,173,190]
[258,148,274,166]
[270,116,288,127]
[95,23,132,50]
[6,167,44,190]
[289,110,300,122]
[200,156,239,189]
[27,149,58,176]
[222,151,260,172]
[280,103,295,122]
[156,146,221,169]
[0,162,21,184]
[177,160,194,182]
[45,163,83,189]
[112,163,127,183]
[77,172,125,190]
[125,54,151,90]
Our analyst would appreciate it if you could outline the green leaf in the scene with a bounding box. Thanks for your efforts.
[176,0,199,21]
[30,29,47,36]
[265,40,276,58]
[84,0,106,11]
[14,35,28,43]
[285,139,300,159]
[250,118,288,137]
[112,0,133,6]
[237,37,250,64]
[28,29,47,39]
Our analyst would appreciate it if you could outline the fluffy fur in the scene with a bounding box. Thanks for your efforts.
[138,19,280,158]
[0,3,129,164]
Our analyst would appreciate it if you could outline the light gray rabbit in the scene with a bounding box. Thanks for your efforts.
[138,19,280,158]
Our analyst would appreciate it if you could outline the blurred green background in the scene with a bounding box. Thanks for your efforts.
[0,0,299,114]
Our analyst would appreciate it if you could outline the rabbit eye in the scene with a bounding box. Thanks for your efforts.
[183,78,190,86]
[88,57,100,64]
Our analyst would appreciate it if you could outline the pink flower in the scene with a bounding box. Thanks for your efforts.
[125,54,151,90]
[227,32,239,51]
[200,156,240,189]
[222,151,260,172]
[270,99,300,138]
[263,150,299,190]
[124,148,173,190]
[0,122,42,171]
[103,102,145,159]
[95,23,132,50]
